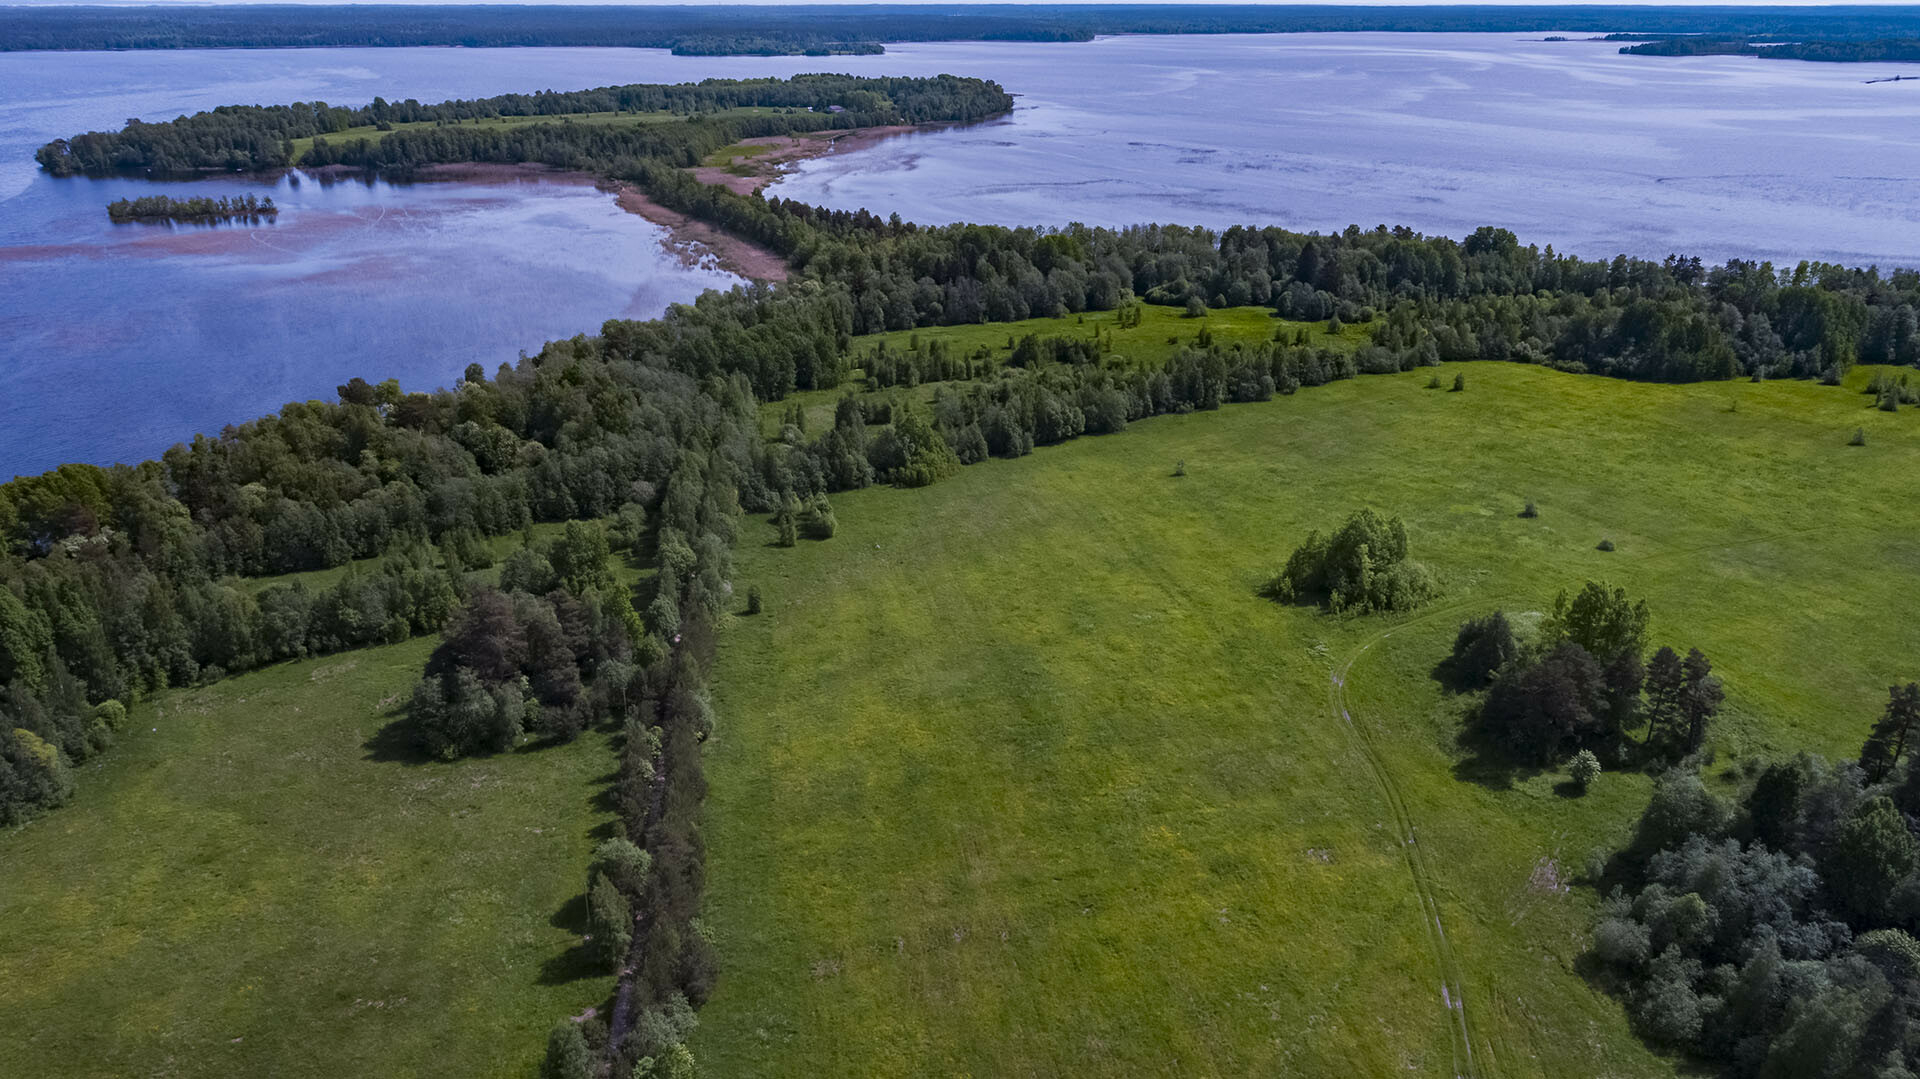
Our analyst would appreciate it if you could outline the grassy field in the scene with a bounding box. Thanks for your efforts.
[697,360,1920,1076]
[0,637,617,1078]
[288,105,789,164]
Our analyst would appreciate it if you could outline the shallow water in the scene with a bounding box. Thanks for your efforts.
[6,36,1919,475]
[0,49,745,477]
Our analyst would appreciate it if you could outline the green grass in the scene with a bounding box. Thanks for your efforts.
[697,360,1920,1076]
[701,138,786,173]
[288,106,788,164]
[768,303,1366,435]
[0,639,617,1079]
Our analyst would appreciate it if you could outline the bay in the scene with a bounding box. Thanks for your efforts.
[6,35,1919,476]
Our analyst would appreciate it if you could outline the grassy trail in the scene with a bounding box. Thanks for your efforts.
[1332,599,1485,1078]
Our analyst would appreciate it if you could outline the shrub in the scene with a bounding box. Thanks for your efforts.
[1184,295,1207,318]
[587,873,634,968]
[1267,509,1437,614]
[801,493,837,540]
[1451,373,1466,392]
[590,837,652,895]
[1520,500,1538,519]
[1426,374,1442,389]
[1570,748,1602,792]
[544,1022,593,1079]
[1481,641,1608,764]
[746,585,762,615]
[1446,611,1519,688]
[1596,538,1615,551]
[1172,459,1186,477]
[1850,426,1868,446]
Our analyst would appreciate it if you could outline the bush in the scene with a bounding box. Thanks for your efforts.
[1570,748,1602,792]
[1426,374,1442,389]
[1520,500,1538,519]
[1446,611,1518,688]
[543,1022,593,1079]
[1481,641,1608,764]
[1850,426,1868,446]
[1172,459,1186,477]
[1266,508,1436,614]
[1184,295,1207,318]
[746,585,762,615]
[1451,373,1466,392]
[587,873,634,968]
[1596,538,1615,552]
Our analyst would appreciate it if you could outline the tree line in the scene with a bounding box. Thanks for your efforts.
[106,193,276,222]
[11,4,1920,54]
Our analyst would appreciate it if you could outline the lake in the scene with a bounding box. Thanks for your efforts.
[6,35,1920,476]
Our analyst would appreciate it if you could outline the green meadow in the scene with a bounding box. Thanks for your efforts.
[0,627,615,1079]
[696,359,1920,1076]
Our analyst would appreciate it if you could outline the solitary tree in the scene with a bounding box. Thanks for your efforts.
[1570,748,1602,792]
[1861,682,1920,782]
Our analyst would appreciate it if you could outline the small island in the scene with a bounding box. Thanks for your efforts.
[106,193,278,223]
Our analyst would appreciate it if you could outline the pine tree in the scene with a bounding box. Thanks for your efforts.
[1861,682,1920,782]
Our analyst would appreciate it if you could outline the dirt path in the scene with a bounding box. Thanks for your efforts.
[1329,601,1483,1079]
[1325,521,1854,1078]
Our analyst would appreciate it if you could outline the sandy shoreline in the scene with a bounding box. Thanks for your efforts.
[390,123,926,284]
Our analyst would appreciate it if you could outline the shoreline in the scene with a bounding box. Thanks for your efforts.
[397,122,928,284]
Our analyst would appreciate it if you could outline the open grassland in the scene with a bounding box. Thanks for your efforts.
[0,636,616,1079]
[698,361,1920,1076]
[288,105,788,163]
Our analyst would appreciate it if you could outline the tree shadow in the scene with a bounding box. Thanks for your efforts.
[538,892,607,986]
[362,711,434,765]
[1429,654,1485,696]
[1450,718,1548,792]
[1552,778,1586,799]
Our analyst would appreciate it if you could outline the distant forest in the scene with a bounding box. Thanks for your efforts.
[9,4,1920,55]
[1618,35,1920,63]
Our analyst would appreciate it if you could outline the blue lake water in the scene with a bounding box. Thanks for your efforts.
[6,36,1920,476]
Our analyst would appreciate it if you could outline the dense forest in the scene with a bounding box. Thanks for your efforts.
[106,193,276,222]
[1619,35,1920,63]
[1589,714,1920,1076]
[10,4,1920,54]
[12,70,1920,1072]
[36,73,1014,176]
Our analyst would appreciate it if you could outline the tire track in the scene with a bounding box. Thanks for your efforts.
[1325,521,1853,1078]
[1329,600,1482,1079]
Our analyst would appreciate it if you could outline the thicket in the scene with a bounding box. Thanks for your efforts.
[106,193,276,222]
[1449,583,1727,770]
[1588,685,1920,1076]
[1265,509,1436,613]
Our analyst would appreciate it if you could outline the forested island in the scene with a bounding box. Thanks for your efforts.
[9,4,1920,55]
[1617,34,1920,63]
[106,193,277,223]
[10,70,1920,1078]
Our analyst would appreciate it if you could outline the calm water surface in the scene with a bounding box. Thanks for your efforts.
[6,37,1919,475]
